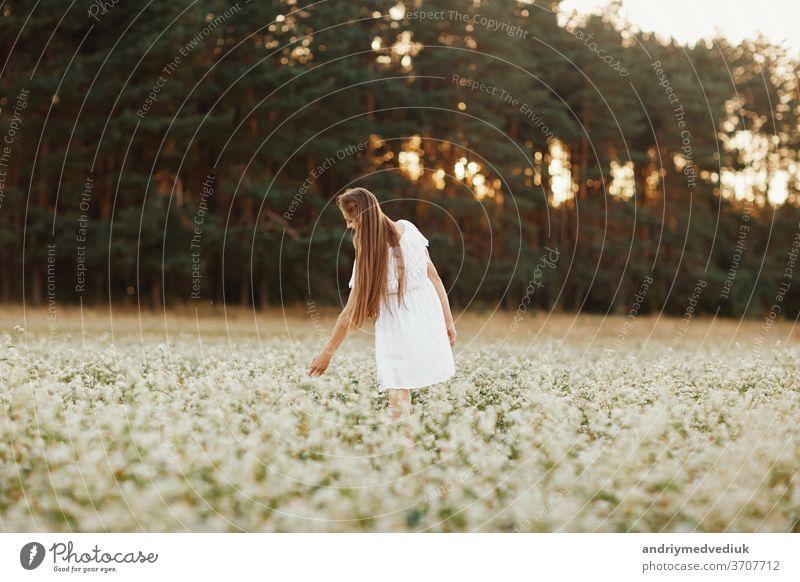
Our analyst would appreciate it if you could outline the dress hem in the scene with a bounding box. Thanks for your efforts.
[378,366,456,392]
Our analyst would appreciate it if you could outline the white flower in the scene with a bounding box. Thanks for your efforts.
[1,322,797,532]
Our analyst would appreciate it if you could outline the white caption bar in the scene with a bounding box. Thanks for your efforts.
[1,533,797,581]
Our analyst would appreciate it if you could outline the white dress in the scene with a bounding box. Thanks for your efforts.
[349,219,456,391]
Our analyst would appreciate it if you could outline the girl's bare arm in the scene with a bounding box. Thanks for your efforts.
[308,292,355,376]
[426,254,456,346]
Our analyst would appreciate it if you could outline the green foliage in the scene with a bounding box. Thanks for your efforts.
[0,0,797,318]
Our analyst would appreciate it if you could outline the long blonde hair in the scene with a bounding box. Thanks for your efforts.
[337,187,406,328]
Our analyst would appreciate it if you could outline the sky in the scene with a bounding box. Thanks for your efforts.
[558,0,800,55]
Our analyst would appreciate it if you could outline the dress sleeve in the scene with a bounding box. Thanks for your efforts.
[348,259,356,289]
[412,222,429,247]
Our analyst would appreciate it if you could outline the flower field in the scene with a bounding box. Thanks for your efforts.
[1,308,799,532]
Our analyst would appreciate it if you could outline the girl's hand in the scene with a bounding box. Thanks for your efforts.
[446,322,457,347]
[308,351,332,376]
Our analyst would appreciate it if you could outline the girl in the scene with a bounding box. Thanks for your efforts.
[308,187,456,421]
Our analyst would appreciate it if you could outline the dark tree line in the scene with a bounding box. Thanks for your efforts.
[1,0,799,318]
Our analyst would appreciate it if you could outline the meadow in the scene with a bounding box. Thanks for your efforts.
[1,307,798,532]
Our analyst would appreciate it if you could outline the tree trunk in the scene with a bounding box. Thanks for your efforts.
[1,255,9,302]
[259,272,269,310]
[578,137,589,199]
[151,279,161,310]
[31,269,43,305]
[240,268,249,307]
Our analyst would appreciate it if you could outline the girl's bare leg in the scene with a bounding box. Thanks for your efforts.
[400,389,411,417]
[387,389,397,420]
[387,388,411,421]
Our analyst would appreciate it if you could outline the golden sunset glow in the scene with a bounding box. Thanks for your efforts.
[549,140,574,207]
